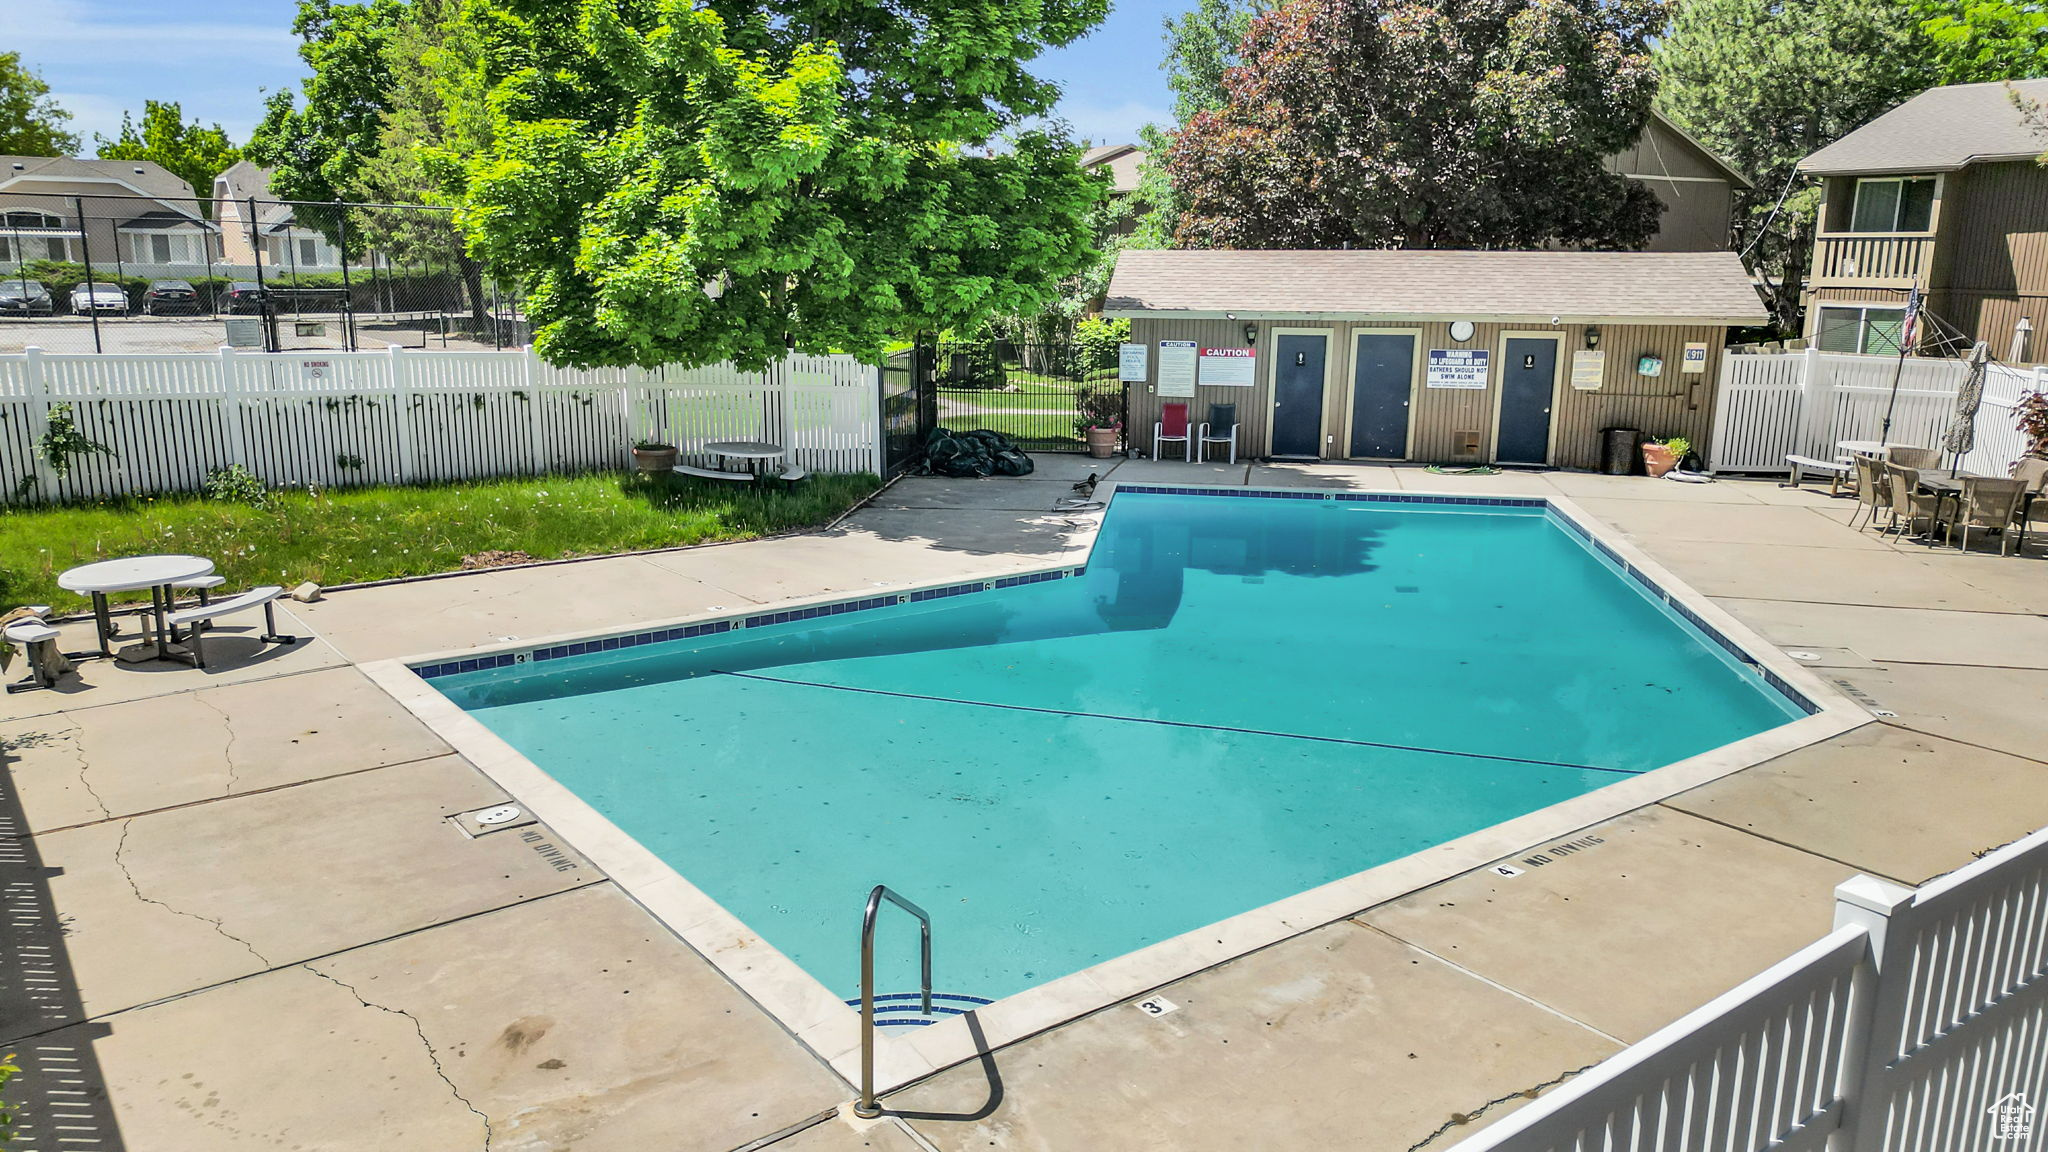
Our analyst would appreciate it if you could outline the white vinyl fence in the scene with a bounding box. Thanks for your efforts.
[1709,348,2042,477]
[0,345,883,503]
[1450,824,2048,1152]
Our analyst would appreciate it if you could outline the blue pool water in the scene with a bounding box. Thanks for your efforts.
[435,492,1803,1005]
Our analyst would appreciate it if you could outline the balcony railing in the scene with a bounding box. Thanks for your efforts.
[1812,232,1934,283]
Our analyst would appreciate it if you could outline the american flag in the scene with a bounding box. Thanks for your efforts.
[1899,285,1922,352]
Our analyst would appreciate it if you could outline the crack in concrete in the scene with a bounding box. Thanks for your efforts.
[44,720,114,825]
[189,691,244,795]
[1,721,111,827]
[301,963,495,1150]
[1404,1061,1601,1152]
[64,727,116,823]
[112,818,270,967]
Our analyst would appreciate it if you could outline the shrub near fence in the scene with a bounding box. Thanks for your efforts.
[0,346,882,503]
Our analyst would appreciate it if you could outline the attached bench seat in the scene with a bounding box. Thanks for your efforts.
[673,463,753,482]
[165,585,297,668]
[1784,454,1853,494]
[5,607,65,692]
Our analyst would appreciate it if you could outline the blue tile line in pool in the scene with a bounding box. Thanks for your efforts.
[408,486,1818,716]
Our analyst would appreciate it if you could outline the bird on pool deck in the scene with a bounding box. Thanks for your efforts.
[1072,473,1099,496]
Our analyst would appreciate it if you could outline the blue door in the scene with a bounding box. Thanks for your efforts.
[1271,334,1326,458]
[1349,333,1415,459]
[1496,338,1558,465]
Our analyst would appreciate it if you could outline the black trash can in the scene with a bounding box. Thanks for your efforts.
[1600,427,1642,476]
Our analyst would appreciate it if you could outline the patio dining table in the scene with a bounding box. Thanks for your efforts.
[1912,469,1980,544]
[57,554,215,662]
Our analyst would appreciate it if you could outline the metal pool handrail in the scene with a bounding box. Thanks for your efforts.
[853,883,932,1119]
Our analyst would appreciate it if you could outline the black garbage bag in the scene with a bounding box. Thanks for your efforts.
[917,426,1030,477]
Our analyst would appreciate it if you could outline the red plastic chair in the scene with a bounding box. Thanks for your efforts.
[1154,402,1192,461]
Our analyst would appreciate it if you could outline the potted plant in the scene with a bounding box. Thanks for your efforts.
[1075,386,1124,459]
[1641,435,1691,478]
[631,437,678,474]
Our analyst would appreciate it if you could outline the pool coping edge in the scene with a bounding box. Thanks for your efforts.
[362,481,1872,1098]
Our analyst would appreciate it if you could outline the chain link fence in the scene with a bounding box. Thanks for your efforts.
[0,191,526,355]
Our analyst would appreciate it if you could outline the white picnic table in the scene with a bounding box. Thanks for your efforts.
[58,554,214,661]
[704,440,786,476]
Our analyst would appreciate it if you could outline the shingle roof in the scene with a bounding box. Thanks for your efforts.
[1102,249,1767,325]
[0,155,205,217]
[212,160,297,225]
[1800,80,2048,175]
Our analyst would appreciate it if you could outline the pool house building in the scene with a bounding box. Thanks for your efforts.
[1102,250,1768,468]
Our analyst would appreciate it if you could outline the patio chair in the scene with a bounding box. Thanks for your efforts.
[2010,459,2048,551]
[1951,477,2027,554]
[1196,403,1239,464]
[1884,445,1941,470]
[1154,402,1192,462]
[164,585,296,669]
[1884,466,1942,537]
[1851,455,1891,530]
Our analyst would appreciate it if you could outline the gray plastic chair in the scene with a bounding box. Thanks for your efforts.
[1197,403,1238,464]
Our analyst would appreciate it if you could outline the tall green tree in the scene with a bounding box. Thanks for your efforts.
[1163,0,1261,124]
[1121,0,1262,250]
[454,0,1106,370]
[249,0,493,320]
[1655,0,1931,331]
[0,52,79,156]
[95,101,241,212]
[1913,0,2048,83]
[1168,0,1665,251]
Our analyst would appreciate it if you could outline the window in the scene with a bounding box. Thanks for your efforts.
[1816,306,1907,354]
[122,232,205,264]
[0,211,73,262]
[299,237,320,265]
[1849,177,1936,233]
[0,234,72,262]
[1,210,65,231]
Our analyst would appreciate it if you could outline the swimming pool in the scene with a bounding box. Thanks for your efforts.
[426,488,1815,1015]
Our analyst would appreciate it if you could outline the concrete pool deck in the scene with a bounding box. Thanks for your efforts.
[2,457,2044,1151]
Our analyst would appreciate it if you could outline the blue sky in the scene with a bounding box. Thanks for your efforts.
[2,0,1177,152]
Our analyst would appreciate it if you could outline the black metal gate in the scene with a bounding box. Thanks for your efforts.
[879,339,1127,476]
[930,340,1123,453]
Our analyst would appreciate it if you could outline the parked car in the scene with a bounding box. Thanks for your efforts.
[70,282,130,316]
[143,279,203,316]
[0,280,54,318]
[222,282,269,314]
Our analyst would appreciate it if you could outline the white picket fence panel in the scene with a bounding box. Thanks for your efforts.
[1449,825,2048,1152]
[0,346,883,502]
[1709,349,2042,477]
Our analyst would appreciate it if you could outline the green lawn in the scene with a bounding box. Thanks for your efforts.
[937,378,1085,410]
[0,471,879,612]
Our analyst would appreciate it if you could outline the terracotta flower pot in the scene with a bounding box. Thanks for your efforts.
[1084,425,1121,459]
[1641,443,1679,478]
[632,444,679,474]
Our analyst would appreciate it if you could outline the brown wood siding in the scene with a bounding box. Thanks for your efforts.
[1606,118,1733,184]
[1937,162,2048,299]
[1126,318,1730,467]
[1633,179,1734,253]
